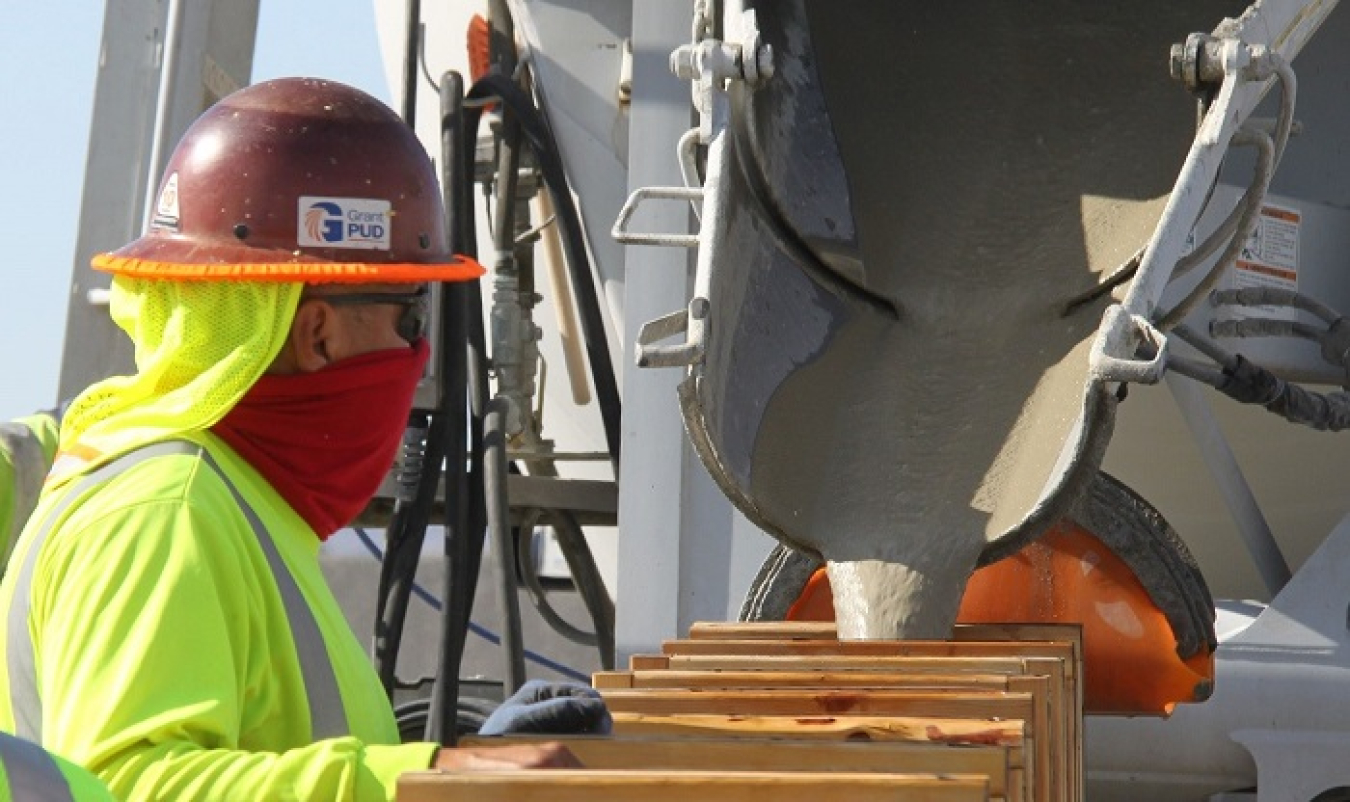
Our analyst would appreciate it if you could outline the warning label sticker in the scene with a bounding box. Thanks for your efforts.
[1234,203,1300,290]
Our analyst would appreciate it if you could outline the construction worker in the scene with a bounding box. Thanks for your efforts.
[0,78,607,801]
[0,409,60,567]
[0,730,116,801]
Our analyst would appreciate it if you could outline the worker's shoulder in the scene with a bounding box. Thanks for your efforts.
[21,437,282,612]
[43,437,258,544]
[77,437,236,501]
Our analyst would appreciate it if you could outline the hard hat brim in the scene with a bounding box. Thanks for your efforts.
[92,248,486,284]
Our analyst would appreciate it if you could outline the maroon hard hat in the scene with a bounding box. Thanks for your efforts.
[93,77,483,284]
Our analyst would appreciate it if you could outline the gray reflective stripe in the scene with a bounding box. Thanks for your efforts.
[8,441,348,745]
[194,449,348,740]
[8,440,197,742]
[0,733,74,802]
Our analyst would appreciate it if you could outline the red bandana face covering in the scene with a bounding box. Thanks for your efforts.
[213,339,430,539]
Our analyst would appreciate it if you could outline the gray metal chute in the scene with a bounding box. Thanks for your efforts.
[662,0,1246,638]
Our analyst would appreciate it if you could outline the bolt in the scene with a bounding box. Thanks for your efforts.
[670,45,699,81]
[1169,42,1187,83]
[755,43,775,81]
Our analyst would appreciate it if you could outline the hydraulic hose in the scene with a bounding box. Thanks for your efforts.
[464,74,623,468]
[1157,129,1275,329]
[425,71,490,747]
[373,412,447,697]
[542,509,615,669]
[1209,318,1324,342]
[463,69,621,676]
[477,13,534,700]
[1171,324,1350,433]
[484,399,527,692]
[514,507,616,669]
[516,515,597,647]
[1211,287,1341,325]
[1158,52,1296,329]
[371,1,449,698]
[425,49,628,738]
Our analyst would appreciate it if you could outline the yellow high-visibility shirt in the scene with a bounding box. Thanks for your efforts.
[0,433,438,801]
[0,412,60,566]
[0,730,117,801]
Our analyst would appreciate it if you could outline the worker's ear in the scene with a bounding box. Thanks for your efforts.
[284,299,338,374]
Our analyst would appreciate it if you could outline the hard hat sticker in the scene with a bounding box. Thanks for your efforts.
[298,197,392,250]
[150,173,181,232]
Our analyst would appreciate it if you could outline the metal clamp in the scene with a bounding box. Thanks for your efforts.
[1091,304,1170,385]
[611,186,703,247]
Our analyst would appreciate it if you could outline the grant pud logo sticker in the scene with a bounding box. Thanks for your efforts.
[298,196,392,250]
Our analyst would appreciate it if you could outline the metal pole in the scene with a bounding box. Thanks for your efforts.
[1167,374,1292,596]
[400,0,421,127]
[141,0,186,230]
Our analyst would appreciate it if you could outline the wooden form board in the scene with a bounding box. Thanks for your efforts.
[627,655,1075,777]
[676,620,1083,799]
[599,687,1035,720]
[608,712,1029,802]
[631,635,1079,802]
[397,769,991,802]
[598,668,1037,690]
[628,661,1071,799]
[685,621,1085,793]
[457,735,1015,800]
[595,668,1048,802]
[599,684,1040,799]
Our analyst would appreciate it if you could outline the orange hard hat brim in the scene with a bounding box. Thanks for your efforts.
[91,252,486,284]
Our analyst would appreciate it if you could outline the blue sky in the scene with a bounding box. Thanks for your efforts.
[0,3,391,422]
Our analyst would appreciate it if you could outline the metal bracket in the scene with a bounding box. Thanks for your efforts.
[620,6,772,372]
[1091,304,1170,385]
[635,298,711,369]
[1122,31,1295,325]
[611,186,703,247]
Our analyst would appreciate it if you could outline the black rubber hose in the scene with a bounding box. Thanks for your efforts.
[485,399,527,691]
[427,276,491,747]
[371,6,449,697]
[464,73,623,468]
[398,696,500,743]
[373,412,446,697]
[465,70,621,673]
[545,508,616,669]
[514,510,597,647]
[425,71,482,746]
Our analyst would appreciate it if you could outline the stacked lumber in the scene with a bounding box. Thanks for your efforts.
[397,621,1083,802]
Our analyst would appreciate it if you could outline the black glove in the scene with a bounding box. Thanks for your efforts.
[477,680,612,736]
